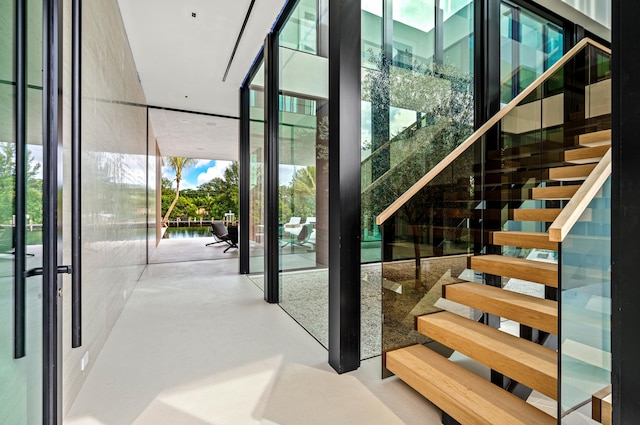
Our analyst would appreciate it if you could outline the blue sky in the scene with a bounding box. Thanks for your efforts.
[163,159,233,190]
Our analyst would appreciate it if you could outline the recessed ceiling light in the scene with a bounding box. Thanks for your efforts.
[206,122,217,127]
[197,147,204,151]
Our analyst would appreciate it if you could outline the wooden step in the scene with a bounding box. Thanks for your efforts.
[386,344,556,425]
[549,163,597,181]
[578,129,611,147]
[417,311,557,399]
[491,231,558,250]
[592,385,612,425]
[513,208,562,222]
[470,254,558,287]
[531,185,580,200]
[564,145,610,164]
[443,282,558,334]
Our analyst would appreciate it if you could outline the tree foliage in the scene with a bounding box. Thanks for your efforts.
[0,142,43,225]
[161,161,239,222]
[162,157,197,225]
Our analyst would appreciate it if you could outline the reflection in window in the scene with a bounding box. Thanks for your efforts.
[500,1,564,104]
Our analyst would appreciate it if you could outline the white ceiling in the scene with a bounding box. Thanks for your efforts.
[149,109,239,161]
[117,0,286,158]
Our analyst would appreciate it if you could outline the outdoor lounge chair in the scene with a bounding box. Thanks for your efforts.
[283,216,301,231]
[208,221,238,253]
[205,224,225,246]
[286,217,315,237]
[282,223,314,248]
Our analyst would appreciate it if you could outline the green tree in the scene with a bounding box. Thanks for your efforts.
[162,157,196,226]
[197,162,239,219]
[0,142,42,225]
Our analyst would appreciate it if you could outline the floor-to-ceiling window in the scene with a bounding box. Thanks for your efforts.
[0,0,45,422]
[500,1,564,104]
[248,62,265,273]
[276,0,330,348]
[362,0,474,361]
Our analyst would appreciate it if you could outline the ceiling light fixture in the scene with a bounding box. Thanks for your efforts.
[192,12,197,18]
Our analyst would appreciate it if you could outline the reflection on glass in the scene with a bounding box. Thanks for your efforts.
[0,0,45,422]
[561,178,611,422]
[279,0,318,54]
[277,0,330,349]
[500,1,564,104]
[379,42,611,399]
[249,61,265,273]
[361,0,474,265]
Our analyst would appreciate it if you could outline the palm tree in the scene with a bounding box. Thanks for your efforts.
[162,157,196,226]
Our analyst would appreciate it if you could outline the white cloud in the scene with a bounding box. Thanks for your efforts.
[180,180,197,190]
[195,159,213,168]
[197,161,233,186]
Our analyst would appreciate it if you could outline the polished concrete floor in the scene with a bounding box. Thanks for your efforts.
[64,257,441,425]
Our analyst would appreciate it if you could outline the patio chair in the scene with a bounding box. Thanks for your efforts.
[205,223,225,246]
[282,223,315,248]
[209,221,238,253]
[283,217,301,231]
[286,217,315,237]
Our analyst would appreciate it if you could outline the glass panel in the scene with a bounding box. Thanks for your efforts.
[392,0,435,69]
[279,0,318,54]
[277,0,330,348]
[362,0,474,361]
[500,1,564,104]
[362,0,474,264]
[380,43,612,417]
[560,177,611,423]
[0,0,44,422]
[443,0,474,74]
[249,61,265,273]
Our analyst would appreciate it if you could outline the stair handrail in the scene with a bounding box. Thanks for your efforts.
[376,37,611,226]
[549,149,611,242]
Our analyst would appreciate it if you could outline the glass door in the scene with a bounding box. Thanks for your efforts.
[1,0,51,423]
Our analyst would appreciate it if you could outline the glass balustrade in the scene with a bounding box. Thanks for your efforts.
[379,42,611,422]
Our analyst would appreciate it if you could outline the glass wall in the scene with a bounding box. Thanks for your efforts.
[500,1,564,104]
[277,0,330,348]
[561,178,611,423]
[248,62,265,273]
[361,0,474,359]
[361,0,474,265]
[0,0,45,422]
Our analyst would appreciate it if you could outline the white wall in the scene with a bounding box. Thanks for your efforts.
[62,0,156,414]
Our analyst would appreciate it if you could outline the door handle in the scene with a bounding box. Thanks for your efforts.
[25,266,73,278]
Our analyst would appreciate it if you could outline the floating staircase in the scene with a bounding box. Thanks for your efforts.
[386,128,612,424]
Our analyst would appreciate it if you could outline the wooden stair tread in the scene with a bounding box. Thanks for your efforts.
[444,282,558,334]
[417,311,557,399]
[578,129,611,147]
[386,344,556,425]
[565,145,610,164]
[513,209,562,222]
[592,385,612,425]
[532,185,580,200]
[491,231,558,251]
[471,254,558,287]
[549,163,597,181]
